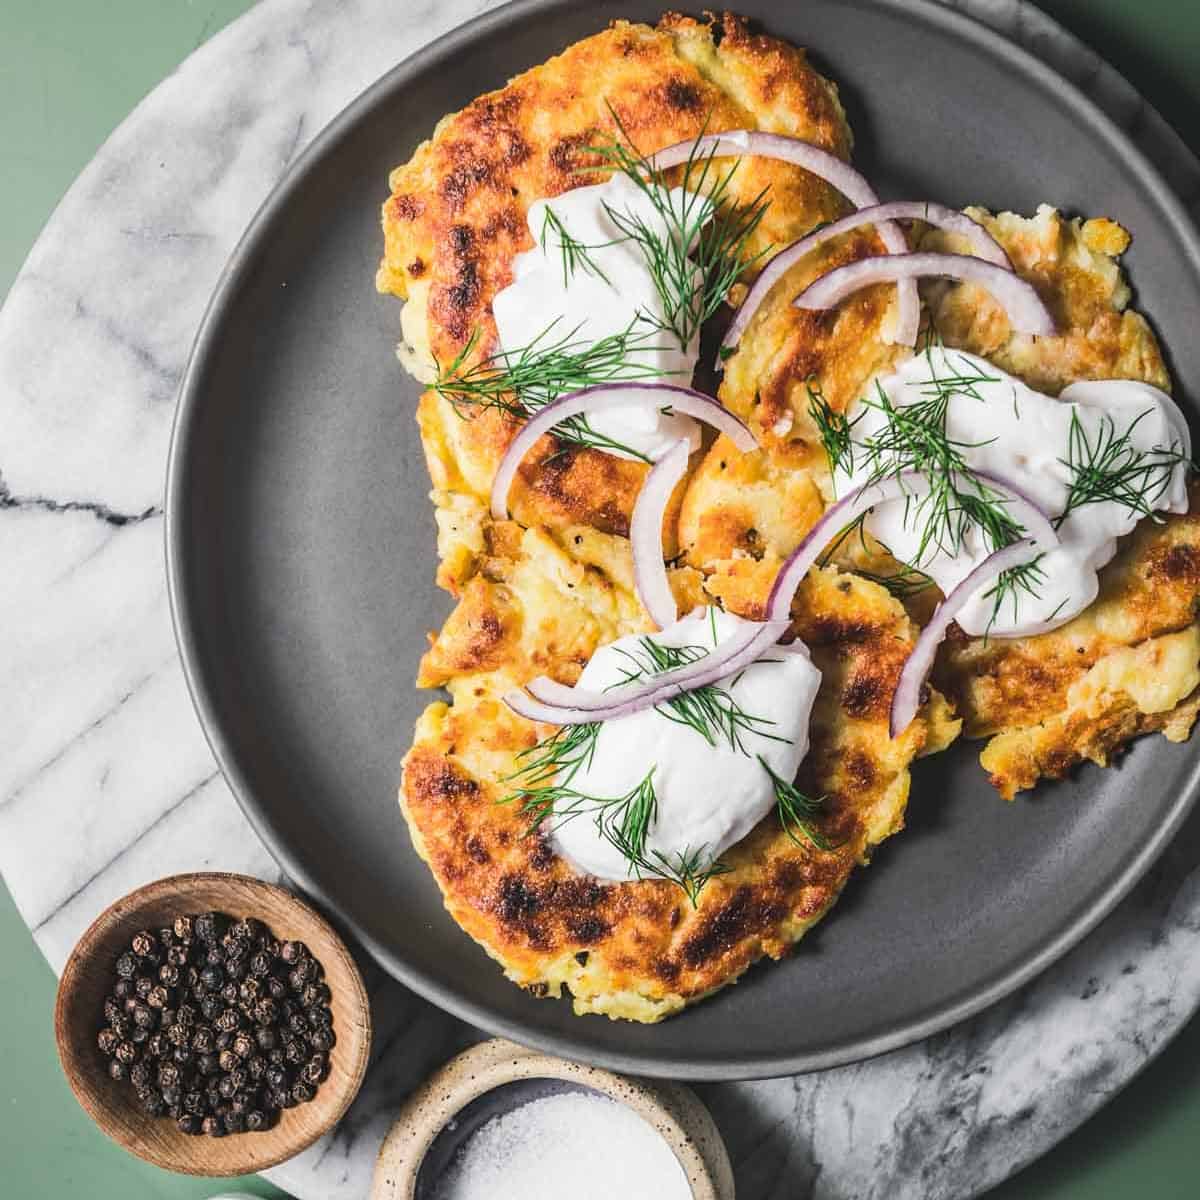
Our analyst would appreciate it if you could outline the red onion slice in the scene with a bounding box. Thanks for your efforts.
[888,539,1044,738]
[720,203,1010,367]
[646,130,919,348]
[505,617,791,726]
[490,383,758,520]
[631,438,691,629]
[794,252,1057,337]
[765,473,931,622]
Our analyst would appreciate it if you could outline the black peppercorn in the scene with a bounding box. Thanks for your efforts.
[238,977,261,1007]
[286,1010,308,1036]
[157,927,175,948]
[131,1003,155,1030]
[254,1025,278,1051]
[165,1023,189,1048]
[218,1048,241,1073]
[268,1047,285,1066]
[108,1012,131,1040]
[159,1008,177,1029]
[130,930,156,958]
[231,1031,254,1060]
[115,951,138,979]
[194,912,225,943]
[226,1068,248,1095]
[107,1059,128,1082]
[161,1084,181,1107]
[246,1054,268,1082]
[267,976,287,1000]
[300,981,331,1008]
[113,977,135,1001]
[97,1028,120,1056]
[129,1061,151,1090]
[245,1109,268,1132]
[264,1063,288,1090]
[307,1004,333,1029]
[199,963,224,990]
[215,1031,234,1053]
[287,959,315,989]
[220,981,239,1006]
[158,963,181,990]
[308,1026,335,1052]
[284,1038,307,1065]
[146,984,171,1010]
[192,1025,216,1053]
[166,943,189,969]
[217,1075,238,1100]
[130,1026,150,1046]
[196,1052,219,1076]
[279,940,306,965]
[114,1040,137,1065]
[183,1089,206,1115]
[290,1081,315,1104]
[253,998,279,1027]
[199,993,223,1022]
[200,1115,225,1137]
[172,1045,193,1067]
[134,975,154,999]
[224,1110,247,1134]
[177,1114,201,1135]
[146,1032,168,1058]
[157,1062,181,1089]
[171,915,193,942]
[214,1008,240,1034]
[248,950,272,977]
[300,1056,327,1086]
[142,1092,165,1117]
[175,1003,197,1029]
[102,996,122,1024]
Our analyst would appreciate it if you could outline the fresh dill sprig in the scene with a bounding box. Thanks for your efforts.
[759,756,835,852]
[607,635,789,755]
[503,751,728,905]
[816,512,935,601]
[981,555,1051,634]
[432,320,683,461]
[807,377,859,476]
[1059,407,1192,525]
[587,106,772,352]
[539,206,611,287]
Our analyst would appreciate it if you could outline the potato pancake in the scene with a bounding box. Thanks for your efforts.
[379,11,858,541]
[403,519,957,1020]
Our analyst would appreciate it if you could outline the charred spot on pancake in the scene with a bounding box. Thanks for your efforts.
[841,671,887,719]
[408,257,426,278]
[664,77,702,112]
[679,887,786,969]
[1150,543,1200,585]
[390,194,423,222]
[568,914,609,944]
[465,835,490,865]
[495,874,541,924]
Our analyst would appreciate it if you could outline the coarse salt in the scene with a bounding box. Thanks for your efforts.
[429,1090,693,1200]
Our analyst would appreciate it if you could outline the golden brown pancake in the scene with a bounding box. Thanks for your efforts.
[379,11,858,541]
[403,521,957,1020]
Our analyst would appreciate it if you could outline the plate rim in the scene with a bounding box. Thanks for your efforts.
[165,0,1200,1080]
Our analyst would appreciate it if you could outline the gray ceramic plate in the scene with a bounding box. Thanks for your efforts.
[167,0,1200,1079]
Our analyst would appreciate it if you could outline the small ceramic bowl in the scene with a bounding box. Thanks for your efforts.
[370,1038,734,1199]
[54,871,371,1175]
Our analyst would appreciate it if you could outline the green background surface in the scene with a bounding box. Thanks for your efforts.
[2,1,1199,1196]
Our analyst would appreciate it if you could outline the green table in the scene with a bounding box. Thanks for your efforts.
[2,2,1199,1196]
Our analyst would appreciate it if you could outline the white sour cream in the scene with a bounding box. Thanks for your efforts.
[835,348,1191,637]
[551,607,822,882]
[491,173,704,461]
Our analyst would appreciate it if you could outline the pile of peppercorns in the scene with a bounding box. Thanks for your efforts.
[96,912,335,1136]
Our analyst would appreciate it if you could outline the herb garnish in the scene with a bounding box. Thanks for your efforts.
[588,106,773,352]
[1059,407,1191,524]
[432,321,681,460]
[760,756,835,851]
[539,206,611,286]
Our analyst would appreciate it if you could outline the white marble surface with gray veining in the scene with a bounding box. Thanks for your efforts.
[2,1,1200,1196]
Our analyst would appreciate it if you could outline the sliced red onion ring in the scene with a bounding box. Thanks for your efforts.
[490,383,758,520]
[888,539,1045,739]
[506,618,790,726]
[765,469,1057,623]
[631,438,691,629]
[646,130,919,348]
[720,203,1010,367]
[794,252,1057,337]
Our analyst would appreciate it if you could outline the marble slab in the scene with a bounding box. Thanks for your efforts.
[2,1,1199,1196]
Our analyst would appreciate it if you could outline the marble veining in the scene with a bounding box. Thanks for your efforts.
[2,1,1199,1197]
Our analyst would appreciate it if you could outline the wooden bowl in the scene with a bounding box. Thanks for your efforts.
[54,872,371,1175]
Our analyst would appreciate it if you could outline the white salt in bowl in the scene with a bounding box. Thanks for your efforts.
[369,1038,734,1200]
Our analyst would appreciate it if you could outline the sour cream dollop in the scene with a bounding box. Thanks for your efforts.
[550,607,822,882]
[491,173,704,462]
[835,347,1191,637]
